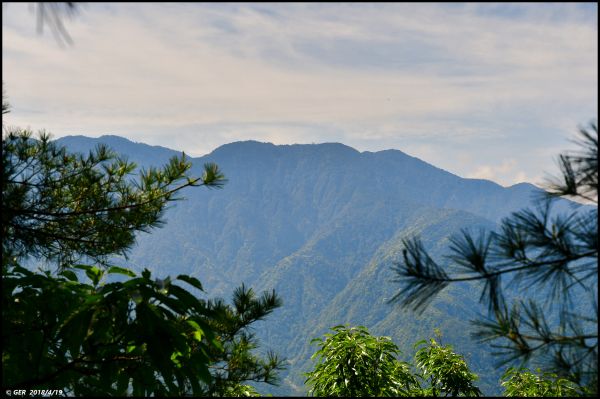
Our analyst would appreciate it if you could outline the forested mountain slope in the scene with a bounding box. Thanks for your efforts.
[57,135,586,395]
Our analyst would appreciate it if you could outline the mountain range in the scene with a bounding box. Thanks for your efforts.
[56,134,587,395]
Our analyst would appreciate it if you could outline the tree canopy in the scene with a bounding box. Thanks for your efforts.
[414,337,481,397]
[305,325,481,397]
[304,325,594,397]
[305,325,418,397]
[501,367,583,397]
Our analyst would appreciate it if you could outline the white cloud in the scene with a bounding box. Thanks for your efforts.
[2,3,597,186]
[467,159,539,186]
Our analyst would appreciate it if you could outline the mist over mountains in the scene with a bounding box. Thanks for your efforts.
[56,134,586,395]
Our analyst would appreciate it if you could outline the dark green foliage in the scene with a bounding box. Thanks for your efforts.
[3,264,215,395]
[390,122,598,392]
[222,384,262,397]
[390,237,451,312]
[547,122,598,203]
[501,367,585,397]
[414,337,481,397]
[2,124,282,396]
[305,325,481,397]
[3,262,285,396]
[203,284,285,396]
[305,325,418,397]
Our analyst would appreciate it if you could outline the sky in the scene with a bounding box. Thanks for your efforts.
[2,2,598,187]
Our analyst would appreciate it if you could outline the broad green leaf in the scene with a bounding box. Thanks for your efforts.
[107,266,136,277]
[59,269,79,281]
[176,274,204,291]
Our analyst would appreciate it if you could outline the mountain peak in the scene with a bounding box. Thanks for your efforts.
[212,140,358,151]
[55,134,181,169]
[57,134,180,154]
[212,140,275,151]
[208,140,360,159]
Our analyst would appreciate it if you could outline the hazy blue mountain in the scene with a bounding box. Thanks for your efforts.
[56,135,587,395]
[57,135,181,168]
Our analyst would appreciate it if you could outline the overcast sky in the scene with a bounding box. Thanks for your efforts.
[2,2,598,187]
